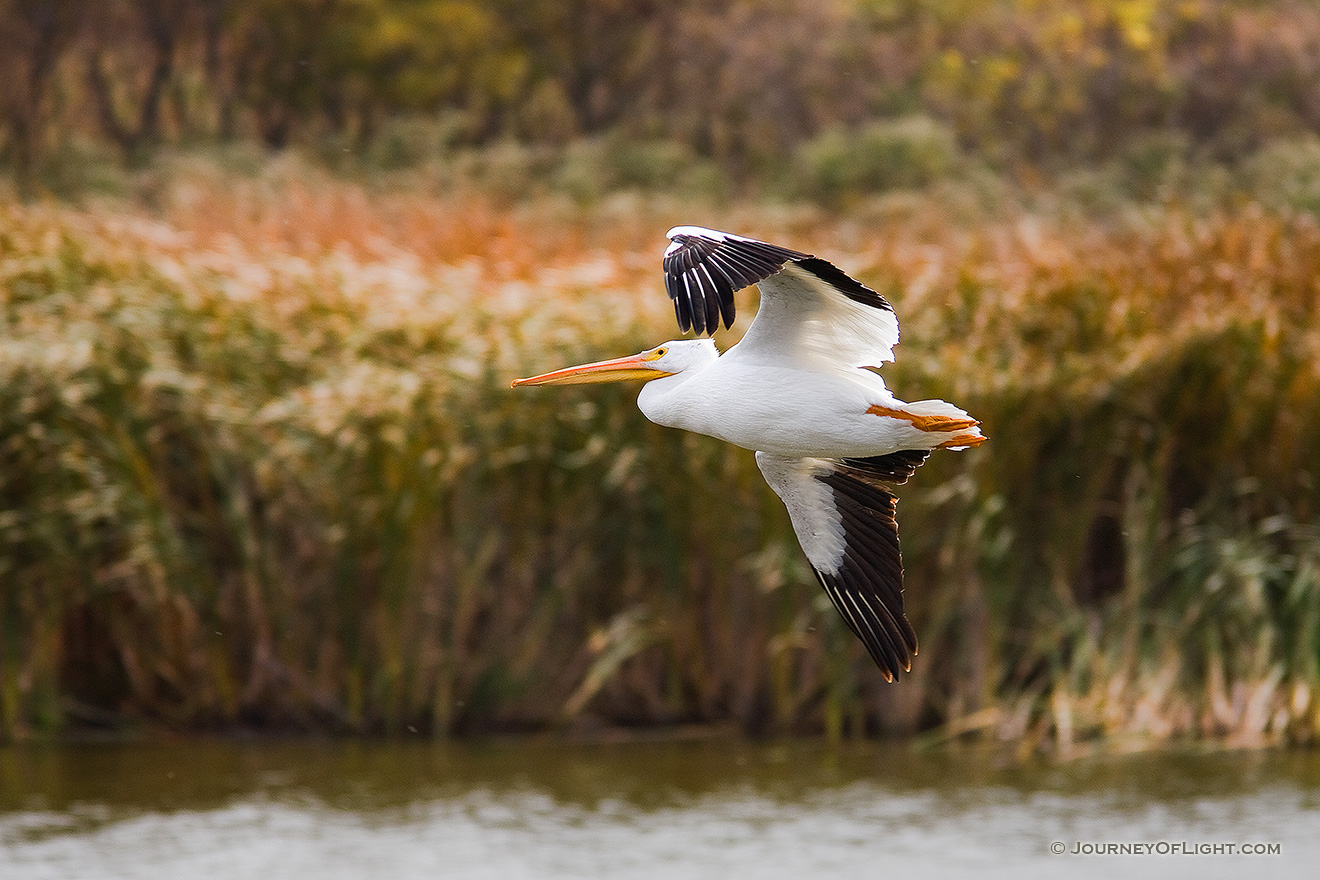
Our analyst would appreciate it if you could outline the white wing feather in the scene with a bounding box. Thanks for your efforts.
[734,263,899,372]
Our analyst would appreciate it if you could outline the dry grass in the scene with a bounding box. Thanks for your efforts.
[2,163,1319,750]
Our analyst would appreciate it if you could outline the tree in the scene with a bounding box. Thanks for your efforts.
[83,0,195,162]
[0,0,86,179]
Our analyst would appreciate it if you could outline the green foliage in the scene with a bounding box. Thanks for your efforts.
[352,114,473,171]
[554,136,728,203]
[8,136,128,201]
[792,116,962,205]
[1244,136,1320,217]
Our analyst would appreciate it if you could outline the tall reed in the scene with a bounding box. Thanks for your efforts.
[2,168,1318,750]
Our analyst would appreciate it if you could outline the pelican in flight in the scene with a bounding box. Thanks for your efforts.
[513,227,984,680]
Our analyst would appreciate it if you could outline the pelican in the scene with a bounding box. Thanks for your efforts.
[513,227,984,680]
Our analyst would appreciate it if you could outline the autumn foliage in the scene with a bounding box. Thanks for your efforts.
[2,159,1318,748]
[3,0,1320,748]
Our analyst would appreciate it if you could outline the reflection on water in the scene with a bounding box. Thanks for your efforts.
[2,738,1318,879]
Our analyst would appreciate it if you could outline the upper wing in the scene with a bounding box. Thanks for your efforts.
[663,226,808,335]
[663,226,900,369]
[755,451,922,681]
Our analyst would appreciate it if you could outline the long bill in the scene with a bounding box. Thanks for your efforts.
[511,351,672,387]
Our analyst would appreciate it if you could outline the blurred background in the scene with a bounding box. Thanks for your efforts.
[6,2,1320,876]
[1,0,1318,751]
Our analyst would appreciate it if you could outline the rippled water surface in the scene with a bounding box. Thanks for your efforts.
[2,738,1318,879]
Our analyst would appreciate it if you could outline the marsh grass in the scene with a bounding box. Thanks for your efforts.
[2,168,1318,750]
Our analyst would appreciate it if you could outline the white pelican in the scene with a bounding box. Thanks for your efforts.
[513,227,984,681]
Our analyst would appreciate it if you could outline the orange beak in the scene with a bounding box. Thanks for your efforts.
[511,351,672,387]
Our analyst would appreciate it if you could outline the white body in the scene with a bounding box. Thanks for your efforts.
[638,354,943,459]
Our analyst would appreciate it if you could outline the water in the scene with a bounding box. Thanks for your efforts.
[2,737,1318,879]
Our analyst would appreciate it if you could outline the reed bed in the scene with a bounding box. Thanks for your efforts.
[2,166,1319,750]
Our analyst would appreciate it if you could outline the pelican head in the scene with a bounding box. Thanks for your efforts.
[512,339,717,387]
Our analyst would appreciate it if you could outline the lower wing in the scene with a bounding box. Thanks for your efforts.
[755,450,928,680]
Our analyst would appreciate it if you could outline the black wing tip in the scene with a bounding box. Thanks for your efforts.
[812,568,915,682]
[813,467,920,679]
[662,228,810,336]
[792,257,893,312]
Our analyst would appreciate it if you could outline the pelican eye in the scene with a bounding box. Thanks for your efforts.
[650,347,668,359]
